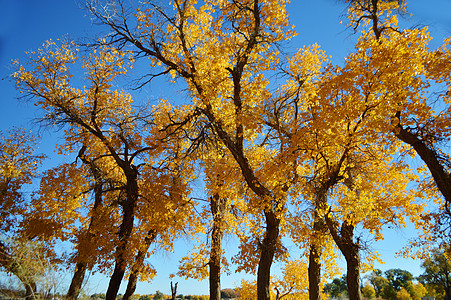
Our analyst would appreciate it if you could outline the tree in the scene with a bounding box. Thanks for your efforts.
[13,41,196,300]
[176,145,240,300]
[0,237,61,300]
[270,39,420,300]
[220,288,239,299]
[362,283,376,299]
[345,0,451,251]
[87,1,298,299]
[23,160,118,300]
[367,269,390,298]
[324,276,348,299]
[0,128,44,300]
[419,248,451,300]
[385,269,414,292]
[408,283,427,300]
[171,281,178,300]
[153,291,164,300]
[14,41,143,299]
[397,288,412,300]
[236,279,256,300]
[272,260,309,300]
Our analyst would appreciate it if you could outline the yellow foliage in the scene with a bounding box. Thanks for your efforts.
[397,287,412,300]
[0,128,44,232]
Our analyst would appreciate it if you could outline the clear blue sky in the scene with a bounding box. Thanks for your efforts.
[1,0,450,297]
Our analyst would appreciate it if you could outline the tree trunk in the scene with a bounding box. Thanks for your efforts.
[325,214,362,300]
[123,229,157,300]
[308,212,325,300]
[308,243,322,300]
[209,194,226,300]
[344,250,362,300]
[171,281,178,300]
[67,155,104,300]
[309,185,331,300]
[24,280,37,300]
[257,210,280,300]
[343,244,362,300]
[67,262,87,300]
[106,171,139,300]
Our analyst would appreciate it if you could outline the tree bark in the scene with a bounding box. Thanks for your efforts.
[308,243,322,300]
[67,262,88,300]
[308,213,324,300]
[171,281,178,300]
[325,214,362,300]
[67,154,105,300]
[24,280,37,300]
[257,210,281,300]
[123,229,157,300]
[106,169,139,300]
[209,258,222,300]
[209,193,226,300]
[308,184,334,300]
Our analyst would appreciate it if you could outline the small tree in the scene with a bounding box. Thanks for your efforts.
[385,269,414,292]
[397,288,412,300]
[367,269,390,298]
[419,248,451,300]
[0,128,44,300]
[0,238,60,300]
[362,283,376,299]
[153,291,164,300]
[408,283,427,300]
[221,288,239,299]
[324,276,348,299]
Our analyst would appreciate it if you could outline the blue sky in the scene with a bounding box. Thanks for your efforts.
[1,0,450,297]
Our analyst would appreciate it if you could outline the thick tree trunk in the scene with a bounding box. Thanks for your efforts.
[67,155,104,300]
[325,215,362,300]
[209,194,226,300]
[257,210,280,300]
[67,262,87,300]
[345,258,361,300]
[308,212,325,300]
[344,248,362,300]
[209,259,222,300]
[123,230,157,300]
[308,243,322,300]
[309,185,331,300]
[106,256,127,300]
[106,171,139,300]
